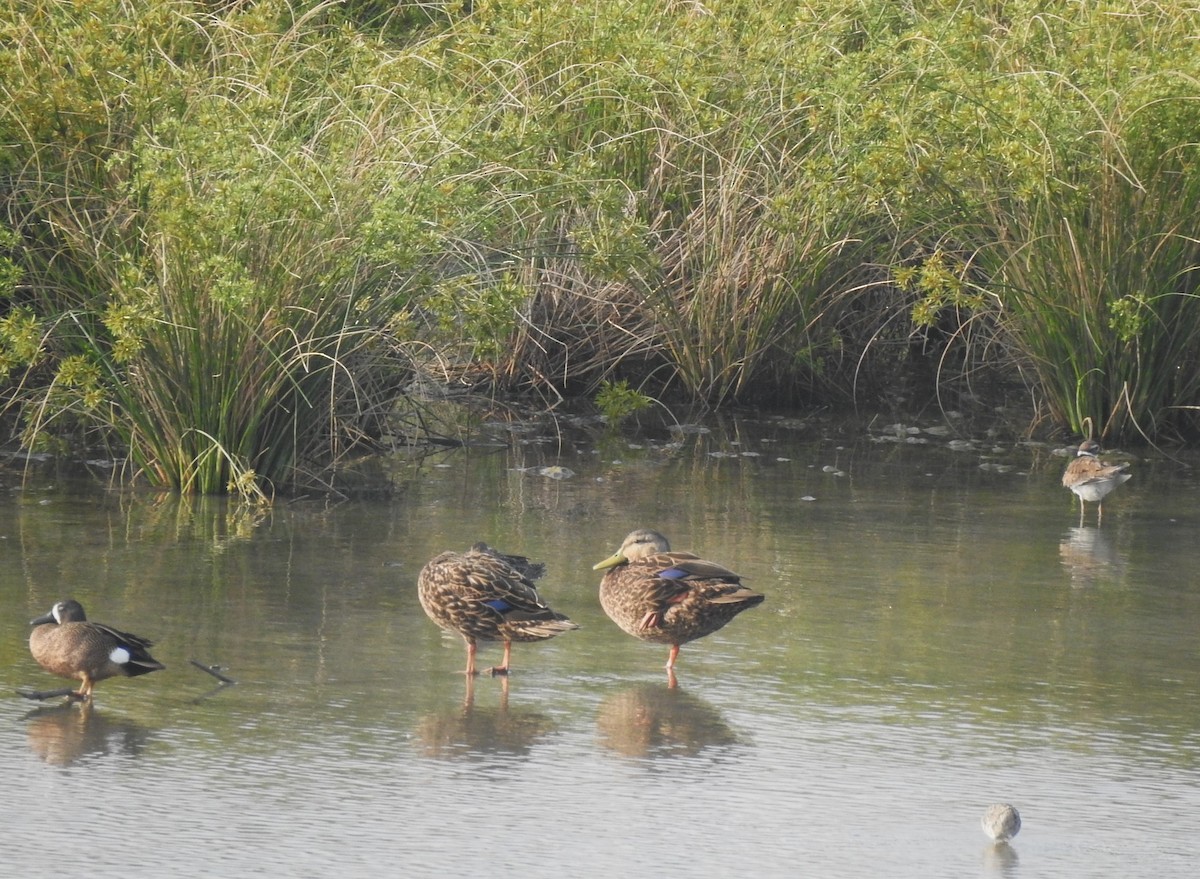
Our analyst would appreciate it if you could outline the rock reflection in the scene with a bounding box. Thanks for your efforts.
[413,676,555,759]
[596,682,740,759]
[1059,526,1127,587]
[24,702,152,767]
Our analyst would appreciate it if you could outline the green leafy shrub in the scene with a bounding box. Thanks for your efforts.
[595,379,652,423]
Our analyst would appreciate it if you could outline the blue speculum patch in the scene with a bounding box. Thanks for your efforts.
[657,567,689,580]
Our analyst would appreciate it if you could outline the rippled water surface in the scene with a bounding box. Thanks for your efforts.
[2,415,1199,877]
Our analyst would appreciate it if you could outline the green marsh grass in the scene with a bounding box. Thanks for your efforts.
[2,0,411,493]
[6,0,1200,495]
[980,159,1200,440]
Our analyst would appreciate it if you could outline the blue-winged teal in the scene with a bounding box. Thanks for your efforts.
[1063,439,1131,525]
[593,529,765,671]
[29,599,165,699]
[417,544,578,676]
[981,803,1021,842]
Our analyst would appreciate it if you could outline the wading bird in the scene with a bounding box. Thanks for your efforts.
[1062,439,1131,525]
[28,599,165,700]
[418,543,578,676]
[593,529,764,675]
[981,803,1021,843]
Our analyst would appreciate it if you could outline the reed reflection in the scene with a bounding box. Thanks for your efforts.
[413,676,556,759]
[596,682,741,760]
[23,702,151,767]
[1059,526,1127,588]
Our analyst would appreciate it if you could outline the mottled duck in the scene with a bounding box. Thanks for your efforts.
[592,529,764,670]
[418,543,578,675]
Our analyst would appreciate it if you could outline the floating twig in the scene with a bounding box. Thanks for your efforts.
[188,659,237,685]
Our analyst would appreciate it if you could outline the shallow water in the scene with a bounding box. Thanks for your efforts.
[2,414,1199,877]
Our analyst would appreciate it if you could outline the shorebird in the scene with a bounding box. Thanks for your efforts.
[981,803,1021,842]
[593,529,764,675]
[28,599,165,700]
[1062,439,1131,525]
[417,543,577,675]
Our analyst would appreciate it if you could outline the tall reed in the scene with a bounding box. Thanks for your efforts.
[978,155,1200,440]
[2,0,411,493]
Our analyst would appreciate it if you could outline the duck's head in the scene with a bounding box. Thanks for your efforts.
[30,599,87,627]
[593,529,672,570]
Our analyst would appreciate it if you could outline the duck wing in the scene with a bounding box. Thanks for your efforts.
[459,548,560,621]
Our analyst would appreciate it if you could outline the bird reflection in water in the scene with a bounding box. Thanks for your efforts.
[1059,526,1127,588]
[24,701,151,767]
[980,802,1021,876]
[981,840,1019,874]
[596,682,741,760]
[413,676,556,759]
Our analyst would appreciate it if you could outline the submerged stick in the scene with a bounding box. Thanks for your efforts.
[17,687,80,701]
[188,659,237,685]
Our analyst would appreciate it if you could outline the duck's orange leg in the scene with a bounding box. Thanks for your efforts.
[464,639,479,676]
[487,641,512,676]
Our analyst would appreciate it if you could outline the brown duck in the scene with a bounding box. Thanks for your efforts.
[593,529,764,670]
[418,543,578,676]
[28,599,165,700]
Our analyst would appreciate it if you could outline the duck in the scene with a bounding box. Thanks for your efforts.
[981,803,1021,842]
[417,543,578,676]
[592,529,764,671]
[28,599,165,700]
[468,542,545,581]
[1062,439,1131,525]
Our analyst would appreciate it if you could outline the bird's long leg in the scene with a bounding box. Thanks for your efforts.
[665,643,680,669]
[464,638,478,676]
[487,640,513,676]
[1097,501,1104,526]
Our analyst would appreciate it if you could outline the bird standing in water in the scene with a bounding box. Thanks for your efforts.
[1062,439,1131,526]
[418,543,578,676]
[28,599,165,700]
[981,803,1021,843]
[593,529,764,675]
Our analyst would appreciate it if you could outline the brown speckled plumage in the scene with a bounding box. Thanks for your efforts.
[418,544,577,675]
[593,529,764,670]
[981,803,1021,842]
[28,599,165,700]
[1062,439,1131,525]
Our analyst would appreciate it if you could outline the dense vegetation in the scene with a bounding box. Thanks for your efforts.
[3,0,1200,493]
